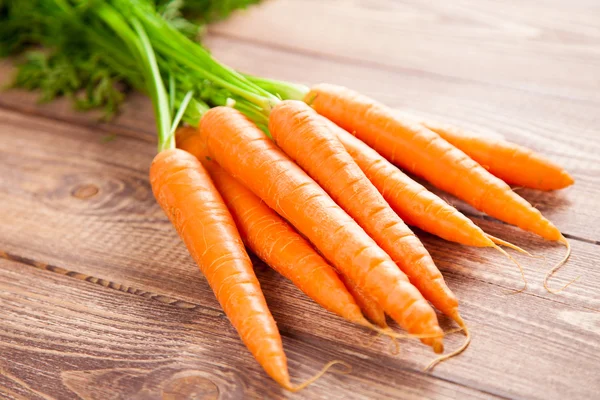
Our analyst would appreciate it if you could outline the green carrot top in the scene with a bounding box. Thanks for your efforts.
[1,0,269,134]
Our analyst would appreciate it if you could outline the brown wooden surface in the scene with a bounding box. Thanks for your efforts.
[0,1,599,399]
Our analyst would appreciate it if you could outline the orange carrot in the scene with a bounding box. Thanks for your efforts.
[334,119,531,267]
[269,101,461,325]
[307,84,565,244]
[150,148,289,387]
[200,107,444,353]
[176,127,372,328]
[420,120,574,191]
[332,119,530,292]
[338,273,387,328]
[327,117,494,248]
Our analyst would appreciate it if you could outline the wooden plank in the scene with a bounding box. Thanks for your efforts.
[211,0,600,97]
[0,258,495,400]
[1,107,599,399]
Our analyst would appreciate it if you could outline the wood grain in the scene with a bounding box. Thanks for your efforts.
[0,106,599,399]
[0,258,497,400]
[1,0,599,398]
[211,0,600,97]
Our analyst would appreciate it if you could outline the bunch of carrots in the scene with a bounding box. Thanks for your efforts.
[2,0,575,391]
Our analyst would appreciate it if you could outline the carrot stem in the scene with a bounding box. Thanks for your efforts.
[120,0,279,111]
[243,74,309,101]
[95,5,172,151]
[168,73,176,115]
[169,90,193,135]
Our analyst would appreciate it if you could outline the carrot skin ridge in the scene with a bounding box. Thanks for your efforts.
[308,84,564,243]
[421,120,574,191]
[176,127,371,327]
[201,107,444,352]
[150,148,289,386]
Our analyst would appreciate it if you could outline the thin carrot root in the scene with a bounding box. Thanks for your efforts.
[487,234,533,256]
[360,323,463,355]
[544,237,578,294]
[534,254,548,270]
[359,330,383,348]
[286,360,352,392]
[489,234,547,266]
[372,326,463,340]
[492,245,528,294]
[373,326,464,355]
[389,335,400,356]
[424,315,471,372]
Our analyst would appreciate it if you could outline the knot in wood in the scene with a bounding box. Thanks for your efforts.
[72,183,100,199]
[162,375,219,400]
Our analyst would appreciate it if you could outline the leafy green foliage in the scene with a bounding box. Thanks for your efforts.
[0,0,261,118]
[12,50,127,119]
[0,0,46,56]
[162,0,261,24]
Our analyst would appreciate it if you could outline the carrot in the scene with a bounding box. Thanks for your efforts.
[269,100,463,326]
[104,11,342,389]
[329,118,532,270]
[307,84,565,244]
[337,273,387,328]
[419,120,574,191]
[328,118,494,248]
[175,127,372,328]
[150,148,290,387]
[200,106,445,353]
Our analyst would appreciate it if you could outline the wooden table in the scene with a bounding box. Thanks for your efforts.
[1,1,599,399]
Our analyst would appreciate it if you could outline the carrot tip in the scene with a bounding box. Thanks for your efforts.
[564,173,575,187]
[450,310,466,329]
[544,237,574,294]
[424,321,472,372]
[432,339,444,354]
[286,360,351,392]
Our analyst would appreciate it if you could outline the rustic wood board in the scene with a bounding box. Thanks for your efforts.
[0,1,599,399]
